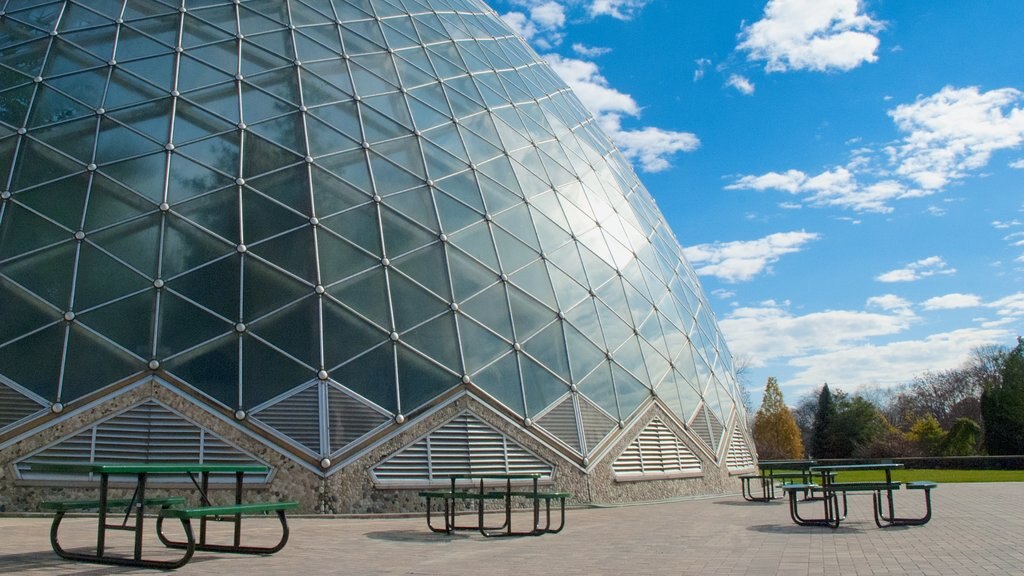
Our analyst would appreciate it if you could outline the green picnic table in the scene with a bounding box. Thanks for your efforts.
[30,462,297,569]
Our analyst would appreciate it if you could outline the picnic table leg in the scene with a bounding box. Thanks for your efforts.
[97,472,108,557]
[885,468,895,521]
[133,472,147,561]
[234,471,244,548]
[200,471,210,546]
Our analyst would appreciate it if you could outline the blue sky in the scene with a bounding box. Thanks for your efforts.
[489,0,1024,407]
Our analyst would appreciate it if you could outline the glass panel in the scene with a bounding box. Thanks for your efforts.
[508,286,554,342]
[522,320,570,382]
[13,174,87,231]
[0,307,61,397]
[322,300,387,370]
[241,255,310,320]
[380,207,434,257]
[241,188,307,243]
[241,335,311,407]
[578,361,617,419]
[249,296,320,368]
[563,322,605,384]
[174,132,241,179]
[78,291,155,358]
[392,244,450,300]
[447,247,497,302]
[470,351,524,416]
[61,324,142,401]
[319,203,381,256]
[317,229,378,285]
[389,271,446,332]
[396,346,456,412]
[326,268,389,329]
[175,188,239,243]
[167,254,239,320]
[73,244,151,310]
[157,289,232,357]
[99,153,169,203]
[311,166,372,218]
[401,312,460,372]
[510,260,556,309]
[90,213,160,276]
[332,343,396,413]
[161,215,233,278]
[521,356,568,417]
[461,282,512,340]
[434,190,481,233]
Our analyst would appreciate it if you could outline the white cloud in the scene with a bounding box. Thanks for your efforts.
[993,219,1022,229]
[546,54,700,172]
[875,256,956,283]
[718,301,916,369]
[728,85,1024,212]
[501,11,537,41]
[712,288,737,299]
[887,86,1024,190]
[727,167,925,213]
[1011,159,1024,169]
[683,231,820,282]
[866,294,912,312]
[588,0,649,20]
[694,58,711,82]
[987,292,1024,319]
[572,43,611,57]
[726,74,756,95]
[500,1,567,48]
[738,0,882,73]
[786,328,1012,389]
[921,293,983,310]
[530,1,566,29]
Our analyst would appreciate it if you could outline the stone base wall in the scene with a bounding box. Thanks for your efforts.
[0,381,751,514]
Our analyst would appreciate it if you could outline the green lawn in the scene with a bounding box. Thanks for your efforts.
[811,469,1024,483]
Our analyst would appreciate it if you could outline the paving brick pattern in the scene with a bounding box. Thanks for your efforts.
[1,483,1020,575]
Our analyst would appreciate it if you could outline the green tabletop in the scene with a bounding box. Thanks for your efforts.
[28,462,269,475]
[809,463,903,471]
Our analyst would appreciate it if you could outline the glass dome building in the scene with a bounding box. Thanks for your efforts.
[0,0,755,512]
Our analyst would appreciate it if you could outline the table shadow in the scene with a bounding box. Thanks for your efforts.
[714,500,783,506]
[746,523,866,534]
[365,529,470,543]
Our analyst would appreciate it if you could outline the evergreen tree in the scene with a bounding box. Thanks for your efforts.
[981,337,1024,454]
[752,377,805,459]
[811,384,834,458]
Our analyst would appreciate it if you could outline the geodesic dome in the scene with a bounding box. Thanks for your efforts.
[0,0,752,494]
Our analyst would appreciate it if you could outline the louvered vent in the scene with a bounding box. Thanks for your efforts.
[0,382,45,430]
[372,412,554,487]
[690,404,725,453]
[327,385,390,453]
[613,417,702,480]
[253,385,321,453]
[726,426,756,471]
[579,396,616,454]
[537,397,581,453]
[17,400,270,484]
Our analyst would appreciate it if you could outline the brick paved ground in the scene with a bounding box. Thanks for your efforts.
[1,482,1020,575]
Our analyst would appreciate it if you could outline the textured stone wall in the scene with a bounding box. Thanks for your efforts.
[0,381,748,514]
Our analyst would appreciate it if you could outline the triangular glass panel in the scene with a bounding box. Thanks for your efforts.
[446,247,498,302]
[166,254,239,321]
[396,345,457,413]
[157,288,233,357]
[578,361,617,420]
[0,323,64,400]
[15,173,88,231]
[461,281,513,340]
[88,214,161,279]
[99,153,169,203]
[401,312,460,372]
[389,270,447,332]
[522,319,571,383]
[60,324,142,401]
[380,206,435,257]
[174,188,239,243]
[161,215,235,278]
[73,243,151,310]
[241,254,311,321]
[579,395,617,455]
[77,290,155,358]
[521,355,569,418]
[330,343,396,413]
[27,85,94,128]
[249,296,320,369]
[472,351,525,416]
[241,334,311,407]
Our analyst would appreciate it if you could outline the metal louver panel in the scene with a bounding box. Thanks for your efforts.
[253,385,321,453]
[371,412,554,487]
[536,397,581,453]
[579,396,616,455]
[690,403,725,453]
[726,426,756,471]
[613,417,702,480]
[16,400,270,484]
[327,385,390,454]
[0,382,45,430]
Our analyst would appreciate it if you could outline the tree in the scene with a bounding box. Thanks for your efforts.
[940,417,981,456]
[906,414,946,456]
[752,377,804,459]
[830,394,887,458]
[981,337,1024,455]
[811,384,835,458]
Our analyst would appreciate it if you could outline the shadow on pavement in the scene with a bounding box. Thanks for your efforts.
[365,530,470,543]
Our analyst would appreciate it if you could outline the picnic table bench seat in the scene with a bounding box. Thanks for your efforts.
[156,501,299,555]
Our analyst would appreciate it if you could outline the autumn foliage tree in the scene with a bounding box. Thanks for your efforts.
[753,377,805,459]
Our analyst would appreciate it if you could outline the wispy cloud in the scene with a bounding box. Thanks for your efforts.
[866,294,912,312]
[588,0,649,20]
[921,293,983,310]
[738,0,883,73]
[886,86,1024,190]
[546,54,700,172]
[875,256,956,283]
[726,74,756,95]
[728,86,1024,212]
[500,1,567,49]
[718,300,916,369]
[683,231,820,282]
[1011,159,1024,169]
[572,43,611,57]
